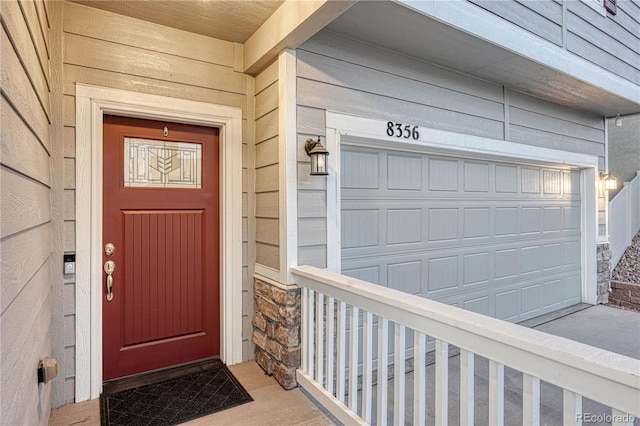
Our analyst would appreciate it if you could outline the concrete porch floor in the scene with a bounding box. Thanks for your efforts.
[48,361,334,426]
[49,305,639,426]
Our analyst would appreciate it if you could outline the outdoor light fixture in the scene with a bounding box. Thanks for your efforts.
[615,114,623,127]
[305,137,329,176]
[601,172,618,190]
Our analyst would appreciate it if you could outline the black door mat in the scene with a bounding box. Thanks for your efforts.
[100,358,253,426]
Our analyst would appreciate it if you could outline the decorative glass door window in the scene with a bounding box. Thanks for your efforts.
[124,138,202,188]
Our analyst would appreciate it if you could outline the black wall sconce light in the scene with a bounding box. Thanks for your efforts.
[305,137,329,176]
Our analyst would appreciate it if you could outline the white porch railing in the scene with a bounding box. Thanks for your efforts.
[610,171,640,268]
[292,265,640,426]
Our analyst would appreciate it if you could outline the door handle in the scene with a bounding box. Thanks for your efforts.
[104,260,115,302]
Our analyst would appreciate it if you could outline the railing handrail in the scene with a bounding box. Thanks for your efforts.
[292,265,640,417]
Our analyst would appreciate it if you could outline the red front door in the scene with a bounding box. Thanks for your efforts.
[102,115,219,381]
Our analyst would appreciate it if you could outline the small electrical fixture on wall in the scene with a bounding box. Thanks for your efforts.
[603,0,617,15]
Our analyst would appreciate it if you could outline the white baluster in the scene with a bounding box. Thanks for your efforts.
[362,311,373,423]
[489,360,504,426]
[315,293,324,387]
[460,349,474,426]
[326,297,335,394]
[435,340,449,426]
[523,374,540,426]
[563,389,582,426]
[336,301,347,403]
[348,306,360,412]
[308,290,315,379]
[414,332,426,426]
[394,324,406,426]
[377,318,389,426]
[301,288,308,373]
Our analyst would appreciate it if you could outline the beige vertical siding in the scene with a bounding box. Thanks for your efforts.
[54,1,253,403]
[254,61,280,270]
[0,0,53,424]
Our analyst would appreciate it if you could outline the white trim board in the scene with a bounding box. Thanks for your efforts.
[324,111,599,304]
[75,84,243,402]
[278,49,298,285]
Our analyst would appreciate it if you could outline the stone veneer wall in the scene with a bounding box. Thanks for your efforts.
[252,278,301,389]
[597,243,612,304]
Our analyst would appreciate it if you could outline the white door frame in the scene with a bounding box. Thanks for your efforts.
[324,111,599,305]
[75,84,243,401]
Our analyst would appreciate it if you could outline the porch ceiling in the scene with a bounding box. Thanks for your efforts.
[325,1,640,117]
[70,0,284,43]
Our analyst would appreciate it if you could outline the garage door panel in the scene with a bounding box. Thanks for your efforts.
[522,284,543,315]
[463,208,491,239]
[341,189,579,201]
[521,207,543,234]
[543,206,563,232]
[564,206,581,229]
[341,160,580,201]
[463,296,490,316]
[342,209,379,249]
[542,279,564,308]
[387,153,423,190]
[342,200,580,255]
[496,165,518,193]
[521,245,543,274]
[496,207,519,235]
[495,290,519,321]
[342,149,381,189]
[563,240,582,266]
[522,167,541,193]
[343,246,579,293]
[341,146,582,323]
[463,252,490,286]
[464,161,491,193]
[342,265,380,284]
[388,261,422,294]
[427,256,459,292]
[387,209,422,245]
[429,158,459,191]
[495,248,520,279]
[564,170,580,194]
[429,208,459,241]
[563,275,581,301]
[542,243,563,271]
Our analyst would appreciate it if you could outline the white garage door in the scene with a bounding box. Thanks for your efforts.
[341,145,582,323]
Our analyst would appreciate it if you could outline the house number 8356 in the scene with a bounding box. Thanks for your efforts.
[386,122,420,140]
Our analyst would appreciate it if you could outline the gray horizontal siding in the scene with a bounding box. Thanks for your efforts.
[468,0,563,45]
[254,62,280,272]
[296,31,606,269]
[566,0,640,84]
[508,90,606,166]
[1,0,52,422]
[465,0,640,85]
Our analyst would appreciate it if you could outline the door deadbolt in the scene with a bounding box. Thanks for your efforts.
[104,243,115,256]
